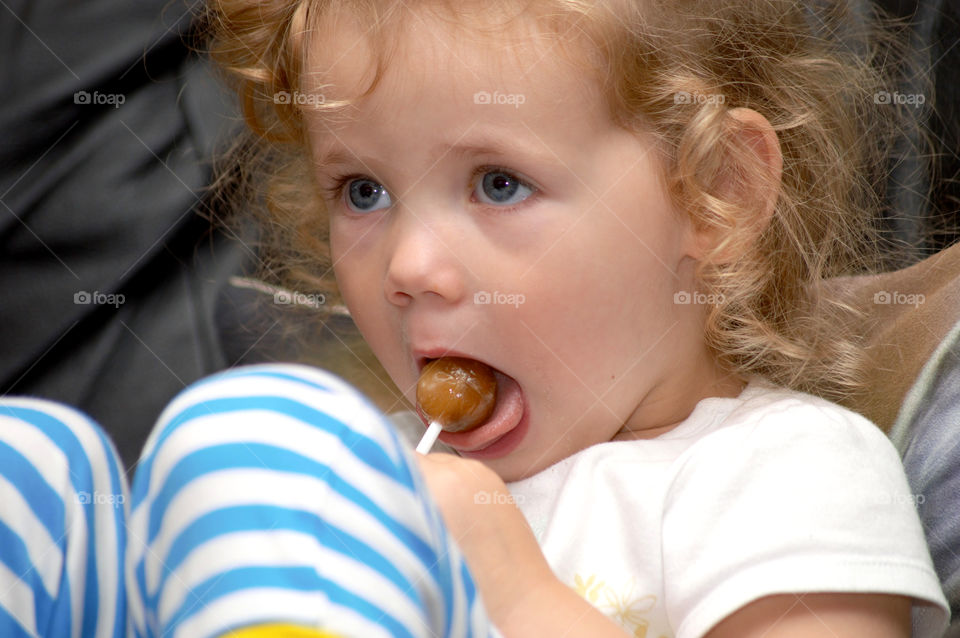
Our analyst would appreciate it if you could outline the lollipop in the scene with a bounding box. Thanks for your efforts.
[415,357,497,453]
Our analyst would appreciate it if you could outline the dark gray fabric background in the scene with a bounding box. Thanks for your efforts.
[0,0,252,467]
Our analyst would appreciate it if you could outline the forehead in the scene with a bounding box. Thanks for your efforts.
[299,3,606,134]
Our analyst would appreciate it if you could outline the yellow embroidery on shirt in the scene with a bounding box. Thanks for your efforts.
[600,586,655,638]
[573,573,607,604]
[571,573,670,638]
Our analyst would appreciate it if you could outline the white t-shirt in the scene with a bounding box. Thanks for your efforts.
[502,380,950,638]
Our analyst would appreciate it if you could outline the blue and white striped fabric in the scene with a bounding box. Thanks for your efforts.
[126,363,499,638]
[0,398,128,638]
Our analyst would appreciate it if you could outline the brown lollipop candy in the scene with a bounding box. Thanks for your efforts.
[416,357,498,433]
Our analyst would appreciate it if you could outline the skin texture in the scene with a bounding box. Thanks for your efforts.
[302,9,912,638]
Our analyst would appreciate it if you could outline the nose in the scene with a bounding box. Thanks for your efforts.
[384,206,468,307]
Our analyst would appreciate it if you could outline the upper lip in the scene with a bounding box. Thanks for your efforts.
[412,347,491,373]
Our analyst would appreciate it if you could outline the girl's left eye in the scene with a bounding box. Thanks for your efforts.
[473,169,535,207]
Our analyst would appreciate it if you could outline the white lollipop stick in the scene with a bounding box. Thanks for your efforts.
[416,420,443,455]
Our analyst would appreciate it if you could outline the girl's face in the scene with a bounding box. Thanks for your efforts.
[305,13,742,481]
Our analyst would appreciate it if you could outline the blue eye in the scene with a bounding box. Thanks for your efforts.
[474,170,534,206]
[346,178,392,213]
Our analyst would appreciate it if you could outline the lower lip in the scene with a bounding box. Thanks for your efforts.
[456,401,530,460]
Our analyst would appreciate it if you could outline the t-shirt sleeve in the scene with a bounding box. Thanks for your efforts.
[660,398,949,638]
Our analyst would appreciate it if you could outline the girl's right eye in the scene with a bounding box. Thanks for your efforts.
[344,178,392,213]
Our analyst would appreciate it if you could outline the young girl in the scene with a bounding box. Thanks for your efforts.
[127,0,952,636]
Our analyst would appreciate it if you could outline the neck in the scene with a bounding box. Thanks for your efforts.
[612,352,746,442]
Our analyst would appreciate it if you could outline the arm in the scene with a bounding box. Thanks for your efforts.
[495,579,631,637]
[705,593,911,638]
[505,589,913,638]
[416,453,630,637]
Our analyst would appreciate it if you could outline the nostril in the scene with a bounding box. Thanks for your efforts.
[386,287,414,306]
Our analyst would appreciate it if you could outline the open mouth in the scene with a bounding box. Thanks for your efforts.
[416,357,528,459]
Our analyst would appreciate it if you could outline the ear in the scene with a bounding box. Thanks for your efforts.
[689,107,783,263]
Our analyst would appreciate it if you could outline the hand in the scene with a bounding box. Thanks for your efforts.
[414,453,556,624]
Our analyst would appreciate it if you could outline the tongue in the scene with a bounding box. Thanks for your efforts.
[436,368,524,451]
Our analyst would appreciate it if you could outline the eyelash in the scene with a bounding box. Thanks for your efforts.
[322,166,539,211]
[322,172,363,202]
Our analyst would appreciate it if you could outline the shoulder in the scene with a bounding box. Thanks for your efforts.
[659,383,949,638]
[717,380,875,429]
[678,381,898,469]
[664,382,912,519]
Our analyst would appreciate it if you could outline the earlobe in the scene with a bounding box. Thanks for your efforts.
[689,107,783,264]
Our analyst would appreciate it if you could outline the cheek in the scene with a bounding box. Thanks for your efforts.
[330,218,377,296]
[330,244,411,391]
[328,217,352,265]
[518,213,685,379]
[330,225,384,337]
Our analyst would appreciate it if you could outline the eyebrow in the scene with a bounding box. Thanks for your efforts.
[315,132,559,170]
